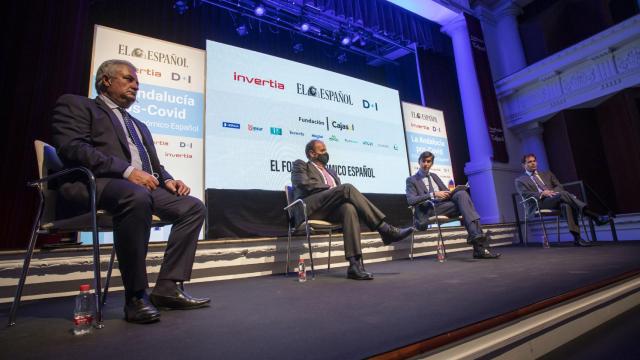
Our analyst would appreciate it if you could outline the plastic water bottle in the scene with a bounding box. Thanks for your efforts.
[297,256,307,282]
[73,284,95,335]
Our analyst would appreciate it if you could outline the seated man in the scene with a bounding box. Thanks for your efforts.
[406,151,500,259]
[515,153,609,246]
[51,59,209,324]
[291,140,414,280]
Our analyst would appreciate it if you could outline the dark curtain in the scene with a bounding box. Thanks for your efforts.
[1,1,90,250]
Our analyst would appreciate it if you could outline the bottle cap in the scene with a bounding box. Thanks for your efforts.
[79,284,90,291]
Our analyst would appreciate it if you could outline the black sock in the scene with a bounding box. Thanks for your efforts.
[126,289,147,302]
[153,279,177,295]
[377,222,390,233]
[347,256,360,267]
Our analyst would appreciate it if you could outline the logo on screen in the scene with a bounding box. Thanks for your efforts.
[222,122,240,129]
[393,144,399,150]
[289,130,304,136]
[118,45,188,68]
[377,144,390,148]
[329,135,339,142]
[298,116,328,130]
[362,99,379,111]
[248,124,263,132]
[311,134,324,139]
[410,111,438,122]
[331,121,354,131]
[296,83,353,106]
[344,138,358,144]
[270,127,283,135]
[233,72,285,90]
[362,141,373,146]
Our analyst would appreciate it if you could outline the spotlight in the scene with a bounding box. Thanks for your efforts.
[254,4,265,16]
[359,38,367,46]
[340,36,351,46]
[337,52,347,64]
[292,43,304,54]
[173,0,189,15]
[300,23,310,32]
[236,24,249,36]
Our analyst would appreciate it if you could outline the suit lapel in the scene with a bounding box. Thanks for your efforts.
[414,173,429,194]
[94,97,130,156]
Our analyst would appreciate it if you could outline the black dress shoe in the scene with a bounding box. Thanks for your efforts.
[574,238,592,247]
[124,296,161,324]
[150,287,211,310]
[347,264,374,280]
[473,248,501,259]
[380,225,414,245]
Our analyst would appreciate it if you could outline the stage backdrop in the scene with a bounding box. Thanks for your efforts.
[402,102,454,186]
[205,40,410,194]
[82,25,205,243]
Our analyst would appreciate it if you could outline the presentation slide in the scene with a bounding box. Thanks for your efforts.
[205,40,410,193]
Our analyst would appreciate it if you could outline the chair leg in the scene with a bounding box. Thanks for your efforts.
[538,213,550,248]
[524,217,528,246]
[327,230,332,270]
[91,225,104,329]
[285,227,292,276]
[556,216,560,243]
[8,195,44,327]
[305,226,316,279]
[435,221,446,262]
[101,246,116,307]
[409,232,415,261]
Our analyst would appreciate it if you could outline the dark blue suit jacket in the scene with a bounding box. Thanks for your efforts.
[51,94,172,206]
[405,171,447,206]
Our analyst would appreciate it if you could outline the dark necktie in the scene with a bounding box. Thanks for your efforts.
[117,108,153,174]
[426,173,435,193]
[531,171,548,192]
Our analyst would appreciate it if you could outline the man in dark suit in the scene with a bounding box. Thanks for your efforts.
[515,153,609,246]
[51,59,209,324]
[406,151,500,259]
[291,140,414,280]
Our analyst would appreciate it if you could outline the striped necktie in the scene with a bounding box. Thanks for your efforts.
[117,108,153,174]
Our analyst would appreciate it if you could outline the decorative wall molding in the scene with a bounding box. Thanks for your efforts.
[495,14,640,128]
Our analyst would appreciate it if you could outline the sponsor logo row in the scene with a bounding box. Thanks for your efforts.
[221,122,398,150]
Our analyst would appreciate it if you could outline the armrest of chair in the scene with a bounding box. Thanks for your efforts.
[283,198,305,211]
[29,166,96,189]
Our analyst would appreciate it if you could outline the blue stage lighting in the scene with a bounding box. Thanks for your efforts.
[341,36,351,46]
[293,43,304,54]
[254,4,265,16]
[300,23,310,32]
[236,24,249,36]
[173,0,189,15]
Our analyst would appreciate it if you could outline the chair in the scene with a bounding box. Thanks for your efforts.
[515,194,589,247]
[283,185,341,278]
[8,140,167,327]
[408,200,462,261]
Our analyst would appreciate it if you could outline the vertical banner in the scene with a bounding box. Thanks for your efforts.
[403,102,454,186]
[85,25,205,243]
[465,13,509,163]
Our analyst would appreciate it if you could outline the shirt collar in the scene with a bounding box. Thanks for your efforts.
[99,94,121,110]
[417,168,430,178]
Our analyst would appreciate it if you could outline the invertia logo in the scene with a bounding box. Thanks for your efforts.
[233,72,285,90]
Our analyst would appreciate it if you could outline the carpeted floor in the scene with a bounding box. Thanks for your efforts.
[1,242,639,360]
